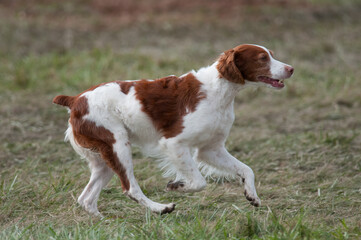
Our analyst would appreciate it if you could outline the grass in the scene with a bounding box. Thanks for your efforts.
[1,0,361,239]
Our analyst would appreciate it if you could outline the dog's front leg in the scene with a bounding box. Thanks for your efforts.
[159,138,207,193]
[196,146,261,207]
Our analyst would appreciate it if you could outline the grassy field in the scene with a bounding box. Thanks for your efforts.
[1,0,361,239]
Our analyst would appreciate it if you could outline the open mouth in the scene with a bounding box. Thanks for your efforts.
[257,76,285,88]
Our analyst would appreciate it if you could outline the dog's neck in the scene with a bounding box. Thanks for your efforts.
[193,61,247,108]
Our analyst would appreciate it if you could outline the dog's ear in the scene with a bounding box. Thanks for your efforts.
[217,49,245,84]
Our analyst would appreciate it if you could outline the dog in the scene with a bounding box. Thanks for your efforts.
[53,44,294,216]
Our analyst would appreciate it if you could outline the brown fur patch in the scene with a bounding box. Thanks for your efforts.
[69,96,130,191]
[53,95,76,108]
[115,81,136,94]
[217,49,245,84]
[134,73,206,138]
[217,44,271,83]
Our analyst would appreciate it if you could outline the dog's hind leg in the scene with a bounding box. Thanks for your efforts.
[70,121,175,214]
[113,139,175,214]
[96,128,175,214]
[196,145,261,207]
[67,125,114,216]
[77,151,114,217]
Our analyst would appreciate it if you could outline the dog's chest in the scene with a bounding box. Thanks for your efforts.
[180,101,235,147]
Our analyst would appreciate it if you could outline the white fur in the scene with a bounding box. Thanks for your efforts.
[66,45,294,215]
[269,57,293,80]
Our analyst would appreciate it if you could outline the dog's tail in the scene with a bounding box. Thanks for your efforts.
[53,95,76,108]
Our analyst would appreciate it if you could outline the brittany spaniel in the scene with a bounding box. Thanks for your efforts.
[53,44,294,216]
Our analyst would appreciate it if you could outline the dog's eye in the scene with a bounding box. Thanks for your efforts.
[259,54,268,61]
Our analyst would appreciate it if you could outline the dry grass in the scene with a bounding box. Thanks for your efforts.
[1,0,361,239]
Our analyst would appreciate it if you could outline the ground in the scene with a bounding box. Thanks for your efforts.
[0,0,360,239]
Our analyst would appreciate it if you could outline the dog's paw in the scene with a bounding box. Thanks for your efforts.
[160,203,176,215]
[244,189,261,207]
[166,180,185,191]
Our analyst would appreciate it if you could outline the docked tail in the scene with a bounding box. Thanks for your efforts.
[53,95,76,108]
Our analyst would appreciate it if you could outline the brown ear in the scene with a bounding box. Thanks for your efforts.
[217,49,245,84]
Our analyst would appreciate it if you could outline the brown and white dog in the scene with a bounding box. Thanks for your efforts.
[53,44,294,216]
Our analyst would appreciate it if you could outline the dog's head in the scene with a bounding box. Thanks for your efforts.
[217,44,294,89]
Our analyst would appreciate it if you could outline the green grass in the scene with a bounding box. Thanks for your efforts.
[1,0,361,239]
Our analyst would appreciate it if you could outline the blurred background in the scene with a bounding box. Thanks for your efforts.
[1,0,360,238]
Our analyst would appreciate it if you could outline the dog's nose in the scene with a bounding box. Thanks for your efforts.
[285,66,294,75]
